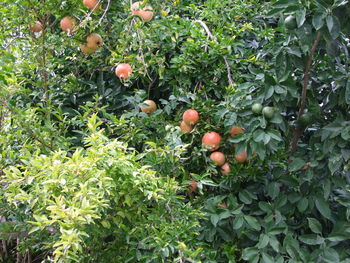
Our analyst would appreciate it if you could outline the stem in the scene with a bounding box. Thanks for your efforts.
[16,238,21,263]
[194,20,234,86]
[41,15,49,102]
[223,56,234,86]
[290,32,321,153]
[98,0,111,25]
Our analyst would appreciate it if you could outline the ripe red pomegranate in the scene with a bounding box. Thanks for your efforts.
[60,16,76,32]
[115,64,133,79]
[190,179,198,192]
[218,202,228,209]
[180,121,193,134]
[210,152,226,166]
[83,0,100,10]
[140,100,157,114]
[229,126,245,136]
[183,109,199,125]
[202,132,221,151]
[221,162,231,174]
[30,21,43,32]
[235,150,247,163]
[131,2,154,22]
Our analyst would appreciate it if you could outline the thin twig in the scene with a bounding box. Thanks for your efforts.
[16,238,21,263]
[73,0,104,34]
[223,56,234,86]
[297,31,322,120]
[290,32,321,153]
[194,20,213,38]
[194,20,234,85]
[98,0,111,25]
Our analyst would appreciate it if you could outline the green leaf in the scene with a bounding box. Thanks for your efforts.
[267,182,280,200]
[269,235,280,252]
[312,11,326,30]
[307,218,322,234]
[244,215,261,231]
[315,196,331,219]
[242,247,259,261]
[296,9,306,28]
[326,15,340,39]
[299,234,324,245]
[258,234,270,249]
[239,190,253,204]
[233,216,244,230]
[289,157,306,172]
[345,79,350,105]
[273,0,298,8]
[210,214,220,227]
[322,248,340,263]
[261,252,275,263]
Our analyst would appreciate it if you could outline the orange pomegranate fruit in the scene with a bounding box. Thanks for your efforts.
[229,126,245,136]
[83,0,100,10]
[183,109,199,125]
[86,33,103,49]
[220,162,231,174]
[202,132,221,151]
[218,202,228,209]
[140,100,157,114]
[190,179,198,192]
[30,21,43,32]
[115,64,133,79]
[60,16,76,32]
[210,152,226,166]
[80,44,97,54]
[131,1,154,22]
[235,150,248,163]
[180,121,193,134]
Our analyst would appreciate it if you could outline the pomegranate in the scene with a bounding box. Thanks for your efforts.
[190,179,198,192]
[30,21,43,32]
[131,1,154,22]
[60,16,76,32]
[202,132,221,151]
[180,121,193,134]
[220,162,231,174]
[229,126,245,136]
[235,150,247,163]
[86,33,103,49]
[183,109,199,125]
[140,100,157,114]
[115,64,133,79]
[210,152,226,166]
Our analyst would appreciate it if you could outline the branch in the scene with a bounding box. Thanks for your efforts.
[223,56,234,86]
[98,0,111,26]
[73,0,104,34]
[290,32,321,153]
[194,19,234,86]
[194,20,213,38]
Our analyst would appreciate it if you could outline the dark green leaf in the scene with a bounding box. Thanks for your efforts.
[312,11,326,30]
[242,247,259,261]
[239,190,253,204]
[289,157,306,172]
[258,234,270,249]
[244,215,261,231]
[315,196,331,219]
[307,218,322,234]
[233,216,244,230]
[296,9,306,28]
[299,234,324,245]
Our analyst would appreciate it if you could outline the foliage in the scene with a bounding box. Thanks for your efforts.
[1,115,208,262]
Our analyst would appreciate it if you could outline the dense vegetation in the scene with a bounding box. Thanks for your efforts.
[1,0,350,262]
